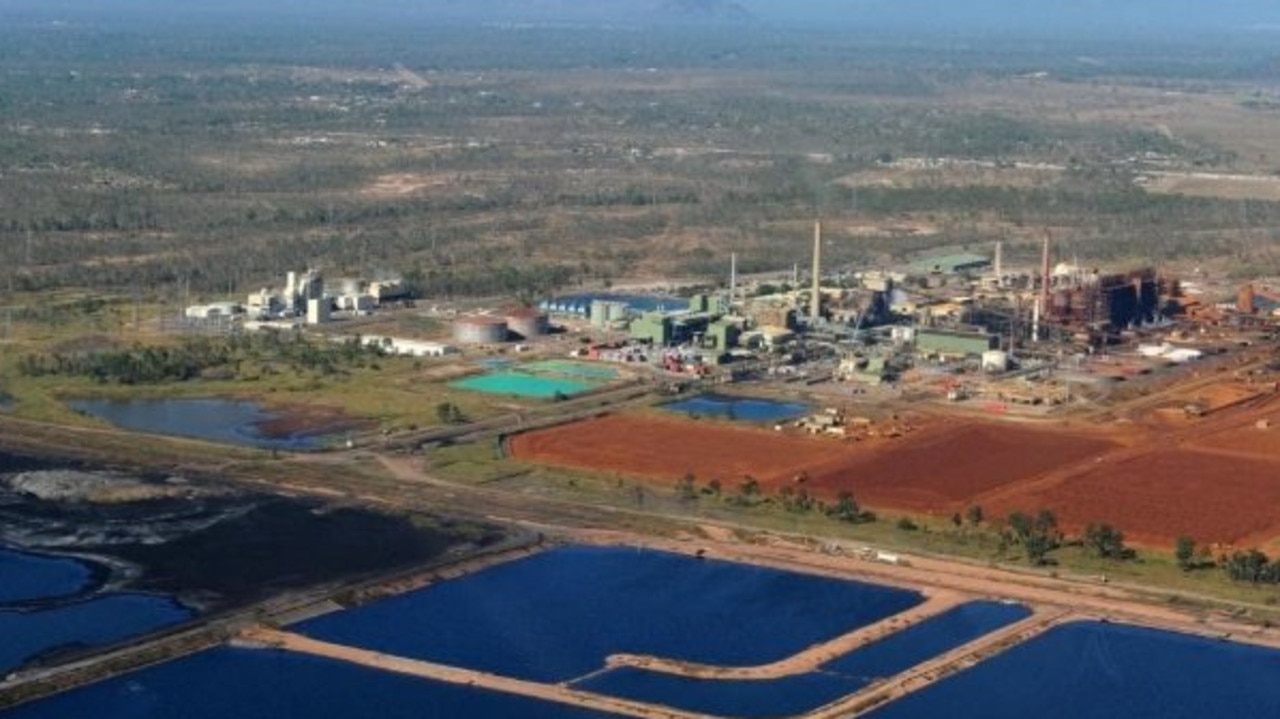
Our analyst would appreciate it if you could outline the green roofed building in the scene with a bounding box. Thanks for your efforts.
[629,312,675,345]
[910,253,991,276]
[916,328,999,359]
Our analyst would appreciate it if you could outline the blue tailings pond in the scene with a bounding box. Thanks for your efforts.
[0,547,94,604]
[824,600,1031,680]
[0,546,191,675]
[573,600,1030,718]
[866,621,1280,719]
[1,648,618,719]
[297,545,923,683]
[68,398,327,450]
[661,394,811,423]
[575,670,862,718]
[12,549,1280,719]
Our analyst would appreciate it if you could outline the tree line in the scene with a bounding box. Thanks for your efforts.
[18,332,386,385]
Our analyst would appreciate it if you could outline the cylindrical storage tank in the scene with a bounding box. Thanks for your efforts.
[453,316,509,344]
[982,350,1009,373]
[506,307,549,340]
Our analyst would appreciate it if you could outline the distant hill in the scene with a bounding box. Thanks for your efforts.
[656,0,755,23]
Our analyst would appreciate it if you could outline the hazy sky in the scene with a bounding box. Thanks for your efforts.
[4,0,1279,37]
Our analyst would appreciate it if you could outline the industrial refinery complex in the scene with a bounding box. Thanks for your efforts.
[168,219,1280,416]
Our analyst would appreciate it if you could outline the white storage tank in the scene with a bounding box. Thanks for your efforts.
[453,316,509,344]
[982,350,1009,373]
[506,306,550,340]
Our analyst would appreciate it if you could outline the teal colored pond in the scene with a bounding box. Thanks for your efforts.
[523,360,620,380]
[662,394,811,423]
[449,371,598,399]
[298,546,923,683]
[0,648,617,719]
[68,398,327,450]
[866,621,1280,719]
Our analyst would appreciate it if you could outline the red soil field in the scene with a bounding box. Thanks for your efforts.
[510,414,1115,516]
[984,449,1280,547]
[1191,422,1280,459]
[509,414,850,487]
[803,423,1115,514]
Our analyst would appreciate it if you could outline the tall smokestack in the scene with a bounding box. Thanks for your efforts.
[994,241,1003,287]
[1033,233,1052,343]
[1040,232,1052,309]
[729,252,737,307]
[811,221,823,323]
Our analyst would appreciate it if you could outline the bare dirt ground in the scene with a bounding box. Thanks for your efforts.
[511,371,1280,550]
[1142,171,1280,202]
[509,413,853,487]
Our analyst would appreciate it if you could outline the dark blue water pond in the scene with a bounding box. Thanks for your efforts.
[299,546,922,683]
[867,621,1280,719]
[68,398,325,451]
[825,600,1031,680]
[661,394,811,423]
[1,594,191,674]
[576,669,861,718]
[0,546,95,604]
[1,647,618,719]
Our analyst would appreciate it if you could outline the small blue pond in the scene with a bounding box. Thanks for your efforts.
[576,669,861,718]
[825,600,1031,680]
[0,546,95,604]
[68,398,327,450]
[866,621,1280,719]
[661,394,811,423]
[0,647,618,719]
[298,546,923,683]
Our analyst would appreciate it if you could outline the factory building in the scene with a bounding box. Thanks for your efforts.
[1044,269,1161,330]
[246,289,283,318]
[629,312,676,345]
[286,269,324,314]
[185,302,243,320]
[336,294,375,313]
[363,336,459,358]
[703,320,741,351]
[453,316,509,344]
[370,281,409,304]
[747,301,799,331]
[306,298,330,325]
[589,300,630,328]
[915,328,999,359]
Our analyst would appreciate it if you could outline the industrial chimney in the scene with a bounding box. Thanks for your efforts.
[810,221,823,323]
